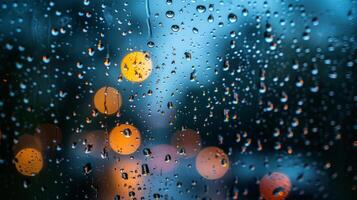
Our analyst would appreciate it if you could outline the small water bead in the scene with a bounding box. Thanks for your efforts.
[23,179,30,189]
[83,163,92,175]
[273,187,286,196]
[42,56,50,63]
[51,28,59,36]
[87,48,94,56]
[184,52,192,60]
[153,193,161,199]
[228,13,237,23]
[97,40,104,51]
[264,31,273,43]
[312,17,319,26]
[166,10,175,18]
[141,164,150,175]
[270,42,277,50]
[266,23,272,32]
[167,101,174,109]
[128,95,134,102]
[84,144,93,154]
[190,70,197,81]
[302,32,310,40]
[83,0,90,6]
[230,31,236,37]
[230,40,236,48]
[101,148,108,159]
[128,191,136,198]
[208,4,214,12]
[178,147,186,155]
[221,158,228,167]
[104,58,110,67]
[242,8,249,16]
[71,142,77,149]
[196,5,206,13]
[208,15,214,23]
[121,172,128,180]
[123,128,132,137]
[147,41,155,48]
[171,24,180,32]
[223,60,230,71]
[280,19,286,26]
[164,154,172,163]
[143,148,152,157]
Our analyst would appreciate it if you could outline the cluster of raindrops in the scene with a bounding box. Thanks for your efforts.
[0,0,356,199]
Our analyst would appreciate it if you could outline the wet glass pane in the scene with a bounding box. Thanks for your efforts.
[0,0,356,199]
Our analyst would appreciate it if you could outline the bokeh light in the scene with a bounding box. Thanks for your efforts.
[14,148,43,176]
[259,172,292,200]
[195,146,229,180]
[121,51,153,82]
[148,144,178,173]
[171,129,201,158]
[109,124,141,155]
[93,86,122,115]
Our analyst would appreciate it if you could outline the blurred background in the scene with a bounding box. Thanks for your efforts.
[0,0,356,199]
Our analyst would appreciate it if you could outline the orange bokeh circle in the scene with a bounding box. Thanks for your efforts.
[94,86,122,115]
[14,148,43,176]
[109,124,141,155]
[260,172,291,200]
[195,146,229,180]
[171,129,201,158]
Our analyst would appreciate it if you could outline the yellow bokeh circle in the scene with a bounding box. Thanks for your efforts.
[14,148,43,176]
[109,124,141,155]
[94,86,122,115]
[121,51,152,82]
